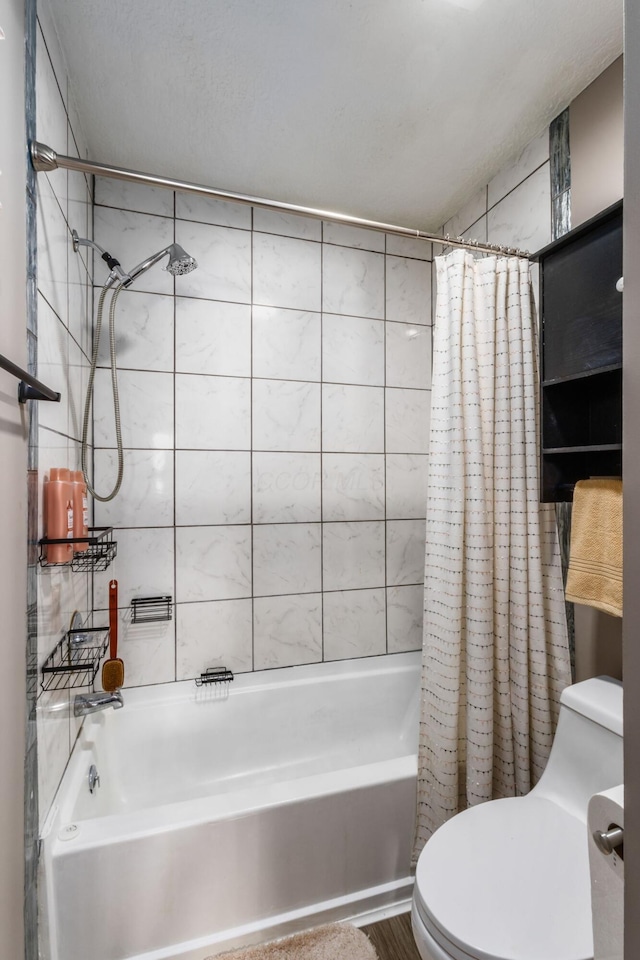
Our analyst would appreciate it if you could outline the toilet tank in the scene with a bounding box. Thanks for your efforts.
[532,676,623,822]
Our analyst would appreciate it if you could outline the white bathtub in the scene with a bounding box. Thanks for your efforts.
[40,651,419,960]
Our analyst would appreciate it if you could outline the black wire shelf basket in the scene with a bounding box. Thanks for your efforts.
[38,527,117,572]
[40,626,109,693]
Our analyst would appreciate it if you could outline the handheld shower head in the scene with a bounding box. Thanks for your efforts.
[126,243,198,284]
[72,230,198,504]
[166,244,198,276]
[72,232,198,287]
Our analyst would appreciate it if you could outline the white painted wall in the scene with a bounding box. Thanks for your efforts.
[571,56,624,228]
[0,0,28,954]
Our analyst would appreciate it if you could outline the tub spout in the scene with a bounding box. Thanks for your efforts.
[74,690,124,716]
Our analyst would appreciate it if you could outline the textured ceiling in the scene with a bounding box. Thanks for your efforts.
[47,0,622,230]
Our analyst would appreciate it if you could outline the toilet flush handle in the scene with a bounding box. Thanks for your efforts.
[593,825,624,856]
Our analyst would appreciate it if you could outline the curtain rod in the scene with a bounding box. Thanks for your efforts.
[30,141,531,260]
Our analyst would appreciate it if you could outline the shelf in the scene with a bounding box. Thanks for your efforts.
[542,363,622,388]
[41,626,109,692]
[543,444,622,455]
[542,372,622,451]
[38,526,117,572]
[541,447,622,502]
[538,202,622,385]
[131,595,173,624]
[538,203,623,501]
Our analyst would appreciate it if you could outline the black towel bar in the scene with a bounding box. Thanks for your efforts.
[0,352,61,403]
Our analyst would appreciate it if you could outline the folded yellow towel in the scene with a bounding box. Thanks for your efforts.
[565,478,622,618]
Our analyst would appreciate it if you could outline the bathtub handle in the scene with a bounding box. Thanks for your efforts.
[74,690,124,716]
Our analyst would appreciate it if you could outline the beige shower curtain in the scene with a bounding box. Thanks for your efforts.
[413,250,571,862]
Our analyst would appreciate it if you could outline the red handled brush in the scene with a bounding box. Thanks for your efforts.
[102,579,124,691]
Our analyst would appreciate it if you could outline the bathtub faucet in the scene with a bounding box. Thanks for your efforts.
[74,690,124,716]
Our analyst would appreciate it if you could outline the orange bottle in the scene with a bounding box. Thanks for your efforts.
[45,468,74,564]
[72,471,89,552]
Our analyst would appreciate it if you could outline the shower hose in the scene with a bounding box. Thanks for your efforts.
[81,280,125,502]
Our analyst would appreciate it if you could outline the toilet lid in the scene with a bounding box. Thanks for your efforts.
[414,796,593,960]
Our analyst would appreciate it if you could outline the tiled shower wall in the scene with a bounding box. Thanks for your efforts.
[34,0,94,825]
[441,126,552,257]
[91,183,433,685]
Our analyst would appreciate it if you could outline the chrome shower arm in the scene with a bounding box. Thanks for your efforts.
[72,230,131,286]
[72,231,107,258]
[126,245,173,284]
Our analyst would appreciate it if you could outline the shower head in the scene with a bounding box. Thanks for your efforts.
[72,231,198,287]
[126,243,198,285]
[166,244,198,276]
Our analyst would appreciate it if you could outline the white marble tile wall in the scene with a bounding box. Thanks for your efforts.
[438,127,552,334]
[35,4,95,827]
[92,179,433,682]
[442,128,551,259]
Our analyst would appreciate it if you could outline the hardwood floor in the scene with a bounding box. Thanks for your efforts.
[362,912,423,960]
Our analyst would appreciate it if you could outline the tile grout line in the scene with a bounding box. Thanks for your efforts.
[36,15,69,130]
[250,204,255,672]
[446,158,551,242]
[102,517,426,532]
[173,189,178,682]
[89,179,96,625]
[91,581,425,609]
[92,203,432,261]
[320,221,325,664]
[91,364,432,394]
[383,233,389,656]
[87,284,432,327]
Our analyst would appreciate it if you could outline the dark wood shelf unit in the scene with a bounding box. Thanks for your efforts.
[542,361,622,388]
[541,449,622,503]
[534,200,622,502]
[543,444,622,455]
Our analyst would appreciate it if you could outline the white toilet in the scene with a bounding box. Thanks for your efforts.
[411,676,623,960]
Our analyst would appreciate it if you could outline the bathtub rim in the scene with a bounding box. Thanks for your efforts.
[45,754,418,850]
[118,648,421,709]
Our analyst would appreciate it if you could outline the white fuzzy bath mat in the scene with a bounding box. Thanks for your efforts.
[211,923,378,960]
